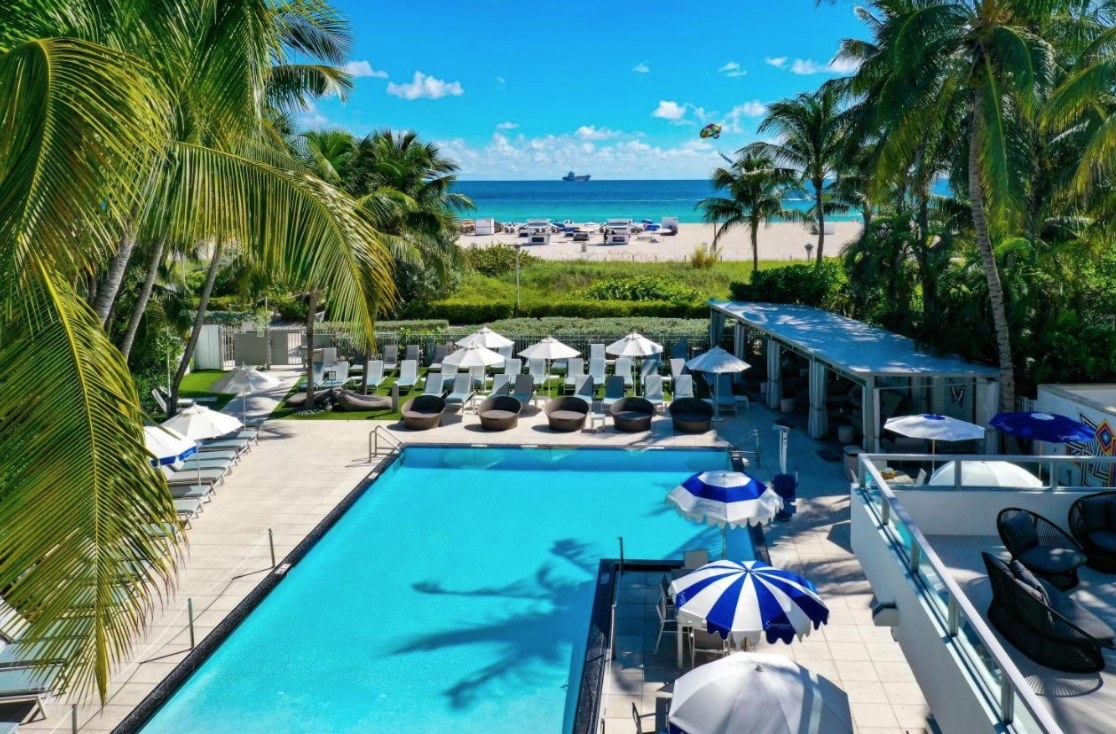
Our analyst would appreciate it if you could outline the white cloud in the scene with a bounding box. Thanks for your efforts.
[652,100,688,121]
[729,101,767,118]
[434,131,722,180]
[496,121,519,130]
[343,60,387,78]
[789,57,862,75]
[386,71,464,100]
[295,101,328,128]
[764,57,788,68]
[632,62,650,73]
[575,125,620,141]
[718,61,747,78]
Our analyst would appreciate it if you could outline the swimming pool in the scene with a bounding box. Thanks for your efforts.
[137,446,750,733]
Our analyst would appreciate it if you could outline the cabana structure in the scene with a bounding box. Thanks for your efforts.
[709,302,1001,451]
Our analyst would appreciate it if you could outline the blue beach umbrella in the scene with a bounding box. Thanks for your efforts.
[667,471,783,558]
[669,560,829,649]
[990,411,1094,444]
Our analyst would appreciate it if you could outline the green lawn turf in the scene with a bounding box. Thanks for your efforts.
[179,370,238,411]
[271,365,707,421]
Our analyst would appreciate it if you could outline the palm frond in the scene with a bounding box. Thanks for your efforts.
[0,265,180,704]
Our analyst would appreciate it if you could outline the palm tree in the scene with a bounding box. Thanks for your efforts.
[0,0,394,703]
[743,85,848,263]
[843,0,1074,411]
[696,151,800,271]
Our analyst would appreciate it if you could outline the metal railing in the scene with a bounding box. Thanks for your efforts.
[857,455,1066,733]
[732,430,761,467]
[368,426,402,462]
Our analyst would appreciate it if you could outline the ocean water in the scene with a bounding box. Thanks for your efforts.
[452,179,861,225]
[139,446,746,734]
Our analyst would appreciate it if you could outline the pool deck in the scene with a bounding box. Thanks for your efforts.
[25,370,932,733]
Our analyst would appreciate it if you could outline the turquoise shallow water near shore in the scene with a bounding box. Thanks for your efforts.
[452,179,862,225]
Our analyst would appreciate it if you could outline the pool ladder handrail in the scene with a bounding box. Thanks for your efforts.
[732,429,761,467]
[368,425,402,461]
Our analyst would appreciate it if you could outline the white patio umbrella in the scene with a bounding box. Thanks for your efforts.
[456,326,513,350]
[442,343,505,369]
[518,336,579,361]
[669,652,852,734]
[605,331,663,357]
[211,366,280,423]
[686,348,750,421]
[162,404,244,441]
[144,425,198,466]
[884,413,985,454]
[929,460,1043,488]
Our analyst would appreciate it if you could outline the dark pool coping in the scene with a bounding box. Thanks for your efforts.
[569,447,771,734]
[112,443,744,733]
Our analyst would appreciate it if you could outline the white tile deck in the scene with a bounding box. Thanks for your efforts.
[23,373,932,732]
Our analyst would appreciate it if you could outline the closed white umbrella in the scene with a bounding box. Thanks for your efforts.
[456,326,513,349]
[669,652,852,734]
[162,404,244,441]
[605,331,663,357]
[144,425,197,466]
[211,367,280,423]
[442,343,505,369]
[518,336,579,361]
[929,460,1043,488]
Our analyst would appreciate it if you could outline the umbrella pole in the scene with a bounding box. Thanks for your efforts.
[722,525,728,560]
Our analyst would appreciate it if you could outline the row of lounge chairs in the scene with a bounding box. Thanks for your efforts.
[377,340,695,372]
[159,426,259,525]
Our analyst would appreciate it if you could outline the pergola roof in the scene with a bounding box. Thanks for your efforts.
[711,301,999,380]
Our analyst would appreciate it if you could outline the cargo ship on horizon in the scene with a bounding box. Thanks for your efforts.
[561,171,590,182]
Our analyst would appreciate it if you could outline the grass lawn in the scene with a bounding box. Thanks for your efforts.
[179,370,238,411]
[451,259,768,304]
[271,366,708,421]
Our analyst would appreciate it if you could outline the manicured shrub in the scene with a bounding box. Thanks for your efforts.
[730,260,847,311]
[582,276,701,303]
[465,243,542,276]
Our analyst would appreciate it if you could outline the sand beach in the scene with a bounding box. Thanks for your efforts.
[455,221,863,262]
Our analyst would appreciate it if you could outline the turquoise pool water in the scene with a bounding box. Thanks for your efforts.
[139,447,751,733]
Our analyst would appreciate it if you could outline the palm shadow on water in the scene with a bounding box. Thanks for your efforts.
[394,538,599,710]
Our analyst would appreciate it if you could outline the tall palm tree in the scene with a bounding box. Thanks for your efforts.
[843,0,1074,411]
[696,151,800,270]
[743,85,848,263]
[0,0,394,703]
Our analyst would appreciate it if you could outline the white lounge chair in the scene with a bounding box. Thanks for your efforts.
[404,344,421,363]
[528,358,549,388]
[644,375,665,411]
[444,373,474,408]
[602,375,625,409]
[712,373,738,416]
[423,371,445,396]
[381,345,399,373]
[497,345,514,362]
[396,360,419,391]
[428,344,448,371]
[590,343,606,362]
[511,374,535,406]
[362,360,386,391]
[564,358,585,393]
[489,374,512,396]
[571,375,595,408]
[674,374,694,400]
[588,357,606,386]
[615,358,634,389]
[502,358,522,377]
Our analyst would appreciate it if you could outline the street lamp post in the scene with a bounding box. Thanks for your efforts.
[804,242,814,262]
[514,243,522,316]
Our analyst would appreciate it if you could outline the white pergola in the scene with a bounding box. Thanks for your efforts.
[710,301,1002,451]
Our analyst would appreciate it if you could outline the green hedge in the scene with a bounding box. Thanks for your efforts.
[424,298,708,324]
[729,260,848,312]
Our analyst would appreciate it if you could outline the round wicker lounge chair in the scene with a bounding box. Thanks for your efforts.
[669,398,714,434]
[545,396,589,432]
[334,389,392,412]
[478,395,522,431]
[609,397,654,432]
[401,395,445,430]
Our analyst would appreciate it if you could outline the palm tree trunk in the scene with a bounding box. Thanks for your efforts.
[119,240,165,360]
[304,289,318,405]
[168,240,224,416]
[814,178,825,263]
[968,119,1015,412]
[92,225,136,325]
[750,219,760,273]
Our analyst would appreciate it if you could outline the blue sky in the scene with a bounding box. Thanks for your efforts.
[307,0,867,179]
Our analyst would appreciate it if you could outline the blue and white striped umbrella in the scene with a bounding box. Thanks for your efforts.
[669,560,829,648]
[668,471,782,558]
[144,425,197,467]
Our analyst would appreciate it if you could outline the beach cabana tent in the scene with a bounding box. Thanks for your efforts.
[709,302,1001,451]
